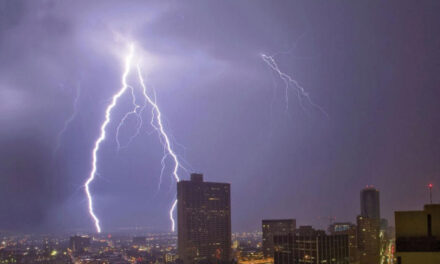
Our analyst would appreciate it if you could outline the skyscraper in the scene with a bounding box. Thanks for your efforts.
[358,186,381,264]
[360,186,380,219]
[262,219,296,258]
[177,173,231,264]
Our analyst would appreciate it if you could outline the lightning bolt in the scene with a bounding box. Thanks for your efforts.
[136,63,180,232]
[85,44,135,233]
[261,53,328,117]
[85,43,182,233]
[54,84,81,155]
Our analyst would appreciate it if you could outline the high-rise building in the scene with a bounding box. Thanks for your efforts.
[328,222,359,264]
[395,204,440,264]
[262,219,296,258]
[358,186,381,264]
[273,226,349,264]
[357,216,380,264]
[360,186,380,219]
[69,235,91,253]
[177,173,231,264]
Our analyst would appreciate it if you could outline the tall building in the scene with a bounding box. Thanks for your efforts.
[328,222,359,264]
[262,219,296,258]
[357,216,380,264]
[395,204,440,264]
[273,226,349,264]
[177,173,231,264]
[357,186,381,264]
[360,186,380,219]
[69,235,91,253]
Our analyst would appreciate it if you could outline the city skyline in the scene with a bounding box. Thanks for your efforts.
[0,175,435,263]
[0,0,439,236]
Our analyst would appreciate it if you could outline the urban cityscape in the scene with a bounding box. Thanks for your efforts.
[1,1,439,264]
[1,173,438,263]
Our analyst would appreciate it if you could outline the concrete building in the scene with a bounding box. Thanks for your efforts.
[69,235,91,253]
[357,187,381,264]
[395,204,440,264]
[273,226,349,264]
[177,173,231,264]
[328,222,359,264]
[356,215,380,264]
[262,219,296,258]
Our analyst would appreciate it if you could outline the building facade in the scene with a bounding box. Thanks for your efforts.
[356,216,380,264]
[273,226,349,264]
[328,222,359,264]
[395,204,440,264]
[358,186,381,264]
[177,173,231,264]
[262,219,296,258]
[69,236,91,253]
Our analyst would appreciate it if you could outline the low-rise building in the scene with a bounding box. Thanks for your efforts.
[395,204,440,264]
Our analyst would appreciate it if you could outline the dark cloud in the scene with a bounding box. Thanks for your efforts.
[0,0,439,232]
[0,133,53,231]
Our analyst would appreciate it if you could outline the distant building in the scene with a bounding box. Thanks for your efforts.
[273,226,349,264]
[395,204,440,264]
[360,186,380,219]
[328,222,359,264]
[262,219,296,258]
[133,236,147,246]
[357,216,380,264]
[177,173,231,264]
[69,235,90,253]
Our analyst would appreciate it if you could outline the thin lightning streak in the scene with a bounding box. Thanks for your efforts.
[54,84,81,155]
[119,89,150,150]
[127,101,148,146]
[261,54,328,117]
[136,64,180,232]
[157,152,168,192]
[85,44,135,233]
[149,89,159,131]
[115,86,141,150]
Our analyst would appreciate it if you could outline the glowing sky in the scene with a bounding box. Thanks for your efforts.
[0,0,439,232]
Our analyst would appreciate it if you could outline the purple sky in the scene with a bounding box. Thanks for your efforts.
[0,0,439,233]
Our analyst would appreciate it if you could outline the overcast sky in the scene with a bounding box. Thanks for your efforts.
[0,0,439,233]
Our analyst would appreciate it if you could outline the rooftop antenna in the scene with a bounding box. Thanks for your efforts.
[428,183,433,204]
